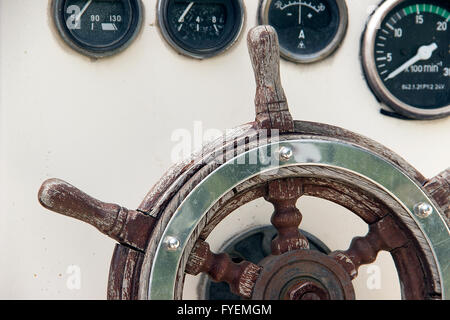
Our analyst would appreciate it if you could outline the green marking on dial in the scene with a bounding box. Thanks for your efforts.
[403,4,449,19]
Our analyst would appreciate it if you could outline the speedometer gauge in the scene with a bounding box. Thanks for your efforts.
[362,0,449,119]
[53,0,143,58]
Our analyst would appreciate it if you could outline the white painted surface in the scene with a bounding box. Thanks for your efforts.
[0,0,448,299]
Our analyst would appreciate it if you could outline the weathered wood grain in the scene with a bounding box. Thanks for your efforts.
[185,240,260,299]
[424,168,450,226]
[107,244,144,300]
[38,178,155,251]
[248,26,293,132]
[265,179,309,253]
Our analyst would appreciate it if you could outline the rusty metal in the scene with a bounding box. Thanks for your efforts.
[185,240,261,299]
[251,250,355,300]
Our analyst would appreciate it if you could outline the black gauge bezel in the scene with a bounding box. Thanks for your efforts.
[361,0,450,120]
[259,0,348,63]
[157,0,246,59]
[52,0,143,58]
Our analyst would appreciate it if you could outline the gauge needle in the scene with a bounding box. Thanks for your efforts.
[76,0,93,22]
[178,2,194,23]
[298,3,302,25]
[384,43,438,81]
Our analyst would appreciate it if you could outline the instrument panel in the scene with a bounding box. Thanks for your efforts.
[49,0,449,120]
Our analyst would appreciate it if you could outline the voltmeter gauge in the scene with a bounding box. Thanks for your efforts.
[362,0,449,119]
[259,0,348,63]
[157,0,245,59]
[53,0,143,58]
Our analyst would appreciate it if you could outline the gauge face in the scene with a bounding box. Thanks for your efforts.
[259,0,348,63]
[158,0,245,59]
[53,0,142,57]
[362,0,449,119]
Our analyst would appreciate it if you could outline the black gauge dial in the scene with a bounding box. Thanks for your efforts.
[53,0,142,58]
[362,0,449,119]
[158,0,245,59]
[259,0,348,63]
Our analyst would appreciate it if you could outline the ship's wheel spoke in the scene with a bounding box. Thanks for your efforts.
[265,179,309,255]
[186,239,261,299]
[330,215,408,279]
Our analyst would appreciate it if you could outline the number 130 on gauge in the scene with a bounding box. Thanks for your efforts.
[53,0,143,58]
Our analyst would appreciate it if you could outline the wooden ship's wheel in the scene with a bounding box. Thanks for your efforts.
[38,26,449,300]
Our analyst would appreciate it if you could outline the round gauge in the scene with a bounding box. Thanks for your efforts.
[362,0,449,119]
[157,0,245,59]
[259,0,348,63]
[53,0,143,58]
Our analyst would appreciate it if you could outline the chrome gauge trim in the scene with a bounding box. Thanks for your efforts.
[259,0,348,63]
[148,139,449,300]
[361,0,450,119]
[156,0,246,59]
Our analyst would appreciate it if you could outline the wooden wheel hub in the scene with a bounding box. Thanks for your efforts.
[287,280,330,301]
[252,250,355,300]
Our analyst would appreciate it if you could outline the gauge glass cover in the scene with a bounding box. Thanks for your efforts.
[157,0,245,59]
[362,0,450,119]
[260,0,348,63]
[53,0,142,57]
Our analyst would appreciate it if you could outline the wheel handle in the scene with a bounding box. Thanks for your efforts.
[38,178,155,251]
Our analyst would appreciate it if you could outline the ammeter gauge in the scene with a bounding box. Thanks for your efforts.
[259,0,348,63]
[362,0,449,119]
[53,0,143,58]
[157,0,245,59]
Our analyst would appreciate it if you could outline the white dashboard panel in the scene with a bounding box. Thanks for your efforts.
[0,0,448,299]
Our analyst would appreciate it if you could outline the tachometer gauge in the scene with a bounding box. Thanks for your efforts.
[53,0,143,58]
[362,0,449,119]
[157,0,245,59]
[259,0,348,63]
